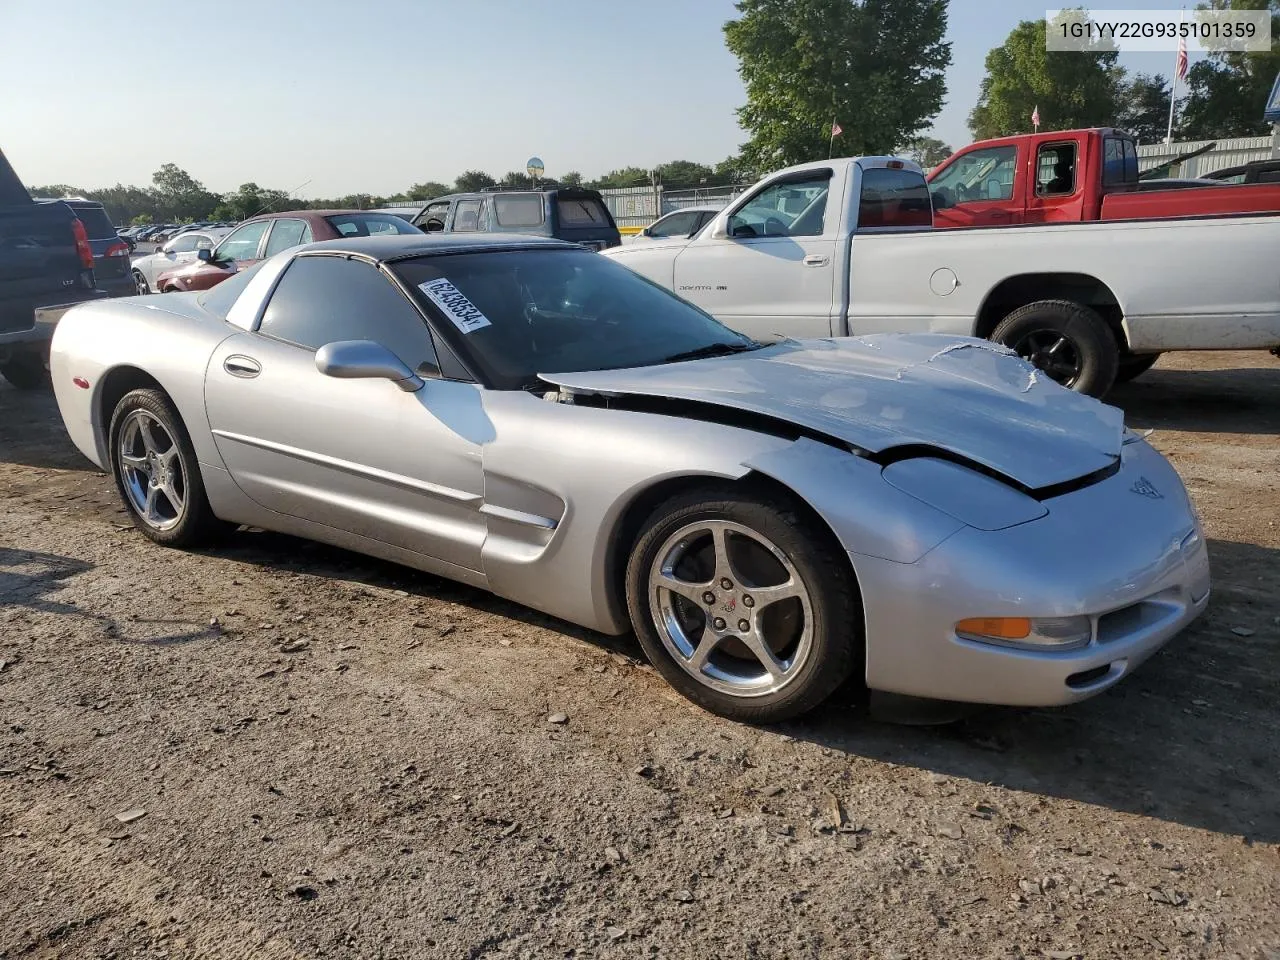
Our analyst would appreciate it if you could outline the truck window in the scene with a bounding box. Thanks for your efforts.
[1103,137,1139,187]
[729,172,830,238]
[452,200,483,232]
[1037,143,1077,196]
[494,194,545,228]
[930,146,1016,206]
[857,168,932,229]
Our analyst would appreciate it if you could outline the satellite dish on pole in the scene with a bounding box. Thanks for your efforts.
[526,156,545,180]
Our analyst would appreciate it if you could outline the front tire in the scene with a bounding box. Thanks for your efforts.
[991,299,1119,398]
[625,484,861,723]
[108,388,221,546]
[0,352,50,390]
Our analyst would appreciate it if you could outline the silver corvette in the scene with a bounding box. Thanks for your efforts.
[49,234,1210,722]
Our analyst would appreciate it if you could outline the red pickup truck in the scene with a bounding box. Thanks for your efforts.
[927,127,1280,227]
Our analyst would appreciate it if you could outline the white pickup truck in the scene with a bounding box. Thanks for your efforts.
[603,156,1280,396]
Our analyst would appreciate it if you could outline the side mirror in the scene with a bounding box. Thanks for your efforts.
[197,247,214,262]
[315,340,427,392]
[640,226,652,237]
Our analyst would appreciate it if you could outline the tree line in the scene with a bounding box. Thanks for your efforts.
[31,0,1278,226]
[29,159,758,227]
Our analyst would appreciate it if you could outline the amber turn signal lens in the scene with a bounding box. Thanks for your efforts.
[955,617,1032,640]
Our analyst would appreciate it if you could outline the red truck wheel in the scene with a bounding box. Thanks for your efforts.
[991,300,1119,398]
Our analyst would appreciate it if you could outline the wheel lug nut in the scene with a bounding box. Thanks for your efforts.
[737,619,749,632]
[712,617,726,630]
[742,595,754,608]
[720,578,733,590]
[702,591,716,604]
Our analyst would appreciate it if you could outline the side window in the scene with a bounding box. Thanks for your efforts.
[452,200,482,232]
[857,168,933,229]
[729,172,830,239]
[420,200,451,230]
[263,218,309,257]
[930,146,1017,206]
[194,234,216,250]
[166,233,202,254]
[1037,143,1078,196]
[214,220,270,262]
[257,256,439,375]
[651,211,697,238]
[493,194,545,228]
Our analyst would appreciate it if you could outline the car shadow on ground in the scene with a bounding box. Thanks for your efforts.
[1110,363,1280,435]
[205,529,643,663]
[0,385,97,472]
[0,546,220,646]
[786,535,1280,844]
[200,529,1279,844]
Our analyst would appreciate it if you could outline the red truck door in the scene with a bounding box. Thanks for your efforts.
[1024,137,1088,223]
[927,143,1023,227]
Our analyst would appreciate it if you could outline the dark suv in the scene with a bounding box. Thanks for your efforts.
[49,200,133,297]
[412,186,621,250]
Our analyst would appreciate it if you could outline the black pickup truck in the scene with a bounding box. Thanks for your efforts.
[1,147,106,389]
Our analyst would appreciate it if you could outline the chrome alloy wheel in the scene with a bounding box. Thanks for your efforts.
[648,519,814,697]
[118,410,186,531]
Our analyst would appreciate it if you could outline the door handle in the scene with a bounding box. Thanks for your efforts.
[803,255,829,267]
[223,355,261,378]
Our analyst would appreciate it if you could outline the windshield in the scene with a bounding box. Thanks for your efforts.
[393,248,757,390]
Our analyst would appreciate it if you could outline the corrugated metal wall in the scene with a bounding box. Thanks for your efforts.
[1136,136,1276,177]
[599,185,748,229]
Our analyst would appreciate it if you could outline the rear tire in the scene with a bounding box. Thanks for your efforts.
[132,270,151,295]
[1114,351,1161,384]
[625,483,861,723]
[0,352,50,391]
[990,299,1118,398]
[108,388,222,547]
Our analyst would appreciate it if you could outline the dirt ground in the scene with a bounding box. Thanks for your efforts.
[1,351,1278,960]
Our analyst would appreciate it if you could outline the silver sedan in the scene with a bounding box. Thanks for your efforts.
[129,228,229,294]
[48,234,1209,722]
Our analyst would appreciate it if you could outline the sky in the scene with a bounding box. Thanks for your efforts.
[0,0,1204,199]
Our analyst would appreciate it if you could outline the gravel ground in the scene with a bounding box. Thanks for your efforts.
[1,351,1278,960]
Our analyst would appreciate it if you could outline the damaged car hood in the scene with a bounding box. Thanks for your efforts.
[541,334,1125,492]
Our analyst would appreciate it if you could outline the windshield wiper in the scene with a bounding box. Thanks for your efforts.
[659,342,763,365]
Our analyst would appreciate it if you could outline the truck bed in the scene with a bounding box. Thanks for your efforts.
[846,214,1280,353]
[1100,182,1280,220]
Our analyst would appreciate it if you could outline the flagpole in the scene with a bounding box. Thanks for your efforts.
[829,118,836,159]
[1166,6,1184,143]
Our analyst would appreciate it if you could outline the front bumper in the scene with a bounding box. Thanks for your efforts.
[857,440,1210,707]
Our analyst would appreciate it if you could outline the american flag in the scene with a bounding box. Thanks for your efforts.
[831,121,843,137]
[1175,35,1188,82]
[1031,105,1040,127]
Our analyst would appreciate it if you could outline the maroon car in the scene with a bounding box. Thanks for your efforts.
[155,209,422,292]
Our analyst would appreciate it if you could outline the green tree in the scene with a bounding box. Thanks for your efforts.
[714,155,757,184]
[454,170,496,192]
[561,171,584,186]
[150,163,220,220]
[1116,73,1173,144]
[968,18,1123,139]
[654,160,716,187]
[724,0,950,169]
[1179,0,1279,138]
[500,171,536,188]
[404,181,450,200]
[899,136,953,167]
[590,166,651,189]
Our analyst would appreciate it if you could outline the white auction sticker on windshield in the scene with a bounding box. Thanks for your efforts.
[418,278,492,334]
